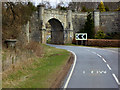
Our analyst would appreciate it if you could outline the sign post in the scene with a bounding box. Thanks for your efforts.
[75,33,87,45]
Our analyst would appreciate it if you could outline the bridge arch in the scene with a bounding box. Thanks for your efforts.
[38,5,74,44]
[46,18,64,44]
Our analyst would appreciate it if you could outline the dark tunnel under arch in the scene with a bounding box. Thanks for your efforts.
[48,18,64,44]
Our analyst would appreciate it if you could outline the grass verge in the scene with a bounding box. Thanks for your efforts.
[2,44,71,88]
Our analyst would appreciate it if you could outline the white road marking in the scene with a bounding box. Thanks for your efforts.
[112,73,120,85]
[64,50,77,89]
[88,50,112,71]
[97,54,102,58]
[96,71,99,74]
[91,51,96,54]
[107,64,112,71]
[102,58,107,63]
[83,70,107,74]
[87,49,90,51]
[91,71,93,74]
[83,71,85,74]
[99,71,107,74]
[92,47,119,54]
[82,46,119,54]
[48,44,120,86]
[87,49,120,85]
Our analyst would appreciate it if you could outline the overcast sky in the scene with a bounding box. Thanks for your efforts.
[30,0,71,7]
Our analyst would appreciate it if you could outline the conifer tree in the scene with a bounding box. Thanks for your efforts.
[83,13,95,39]
[105,5,109,11]
[95,30,106,39]
[98,1,106,12]
[81,6,87,12]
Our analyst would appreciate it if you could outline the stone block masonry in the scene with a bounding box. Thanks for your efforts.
[22,5,120,44]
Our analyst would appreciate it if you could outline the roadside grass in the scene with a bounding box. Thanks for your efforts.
[2,49,8,61]
[2,44,70,88]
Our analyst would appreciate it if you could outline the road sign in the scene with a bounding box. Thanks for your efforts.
[75,33,87,40]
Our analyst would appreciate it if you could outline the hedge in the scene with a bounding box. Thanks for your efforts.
[72,39,120,47]
[87,39,120,47]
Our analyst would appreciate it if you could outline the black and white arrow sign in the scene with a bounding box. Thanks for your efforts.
[75,33,87,40]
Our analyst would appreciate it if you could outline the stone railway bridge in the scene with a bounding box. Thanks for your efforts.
[38,6,74,44]
[24,5,120,44]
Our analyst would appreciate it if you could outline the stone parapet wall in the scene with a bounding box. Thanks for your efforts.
[71,11,120,34]
[72,12,87,33]
[100,12,120,33]
[44,9,67,15]
[22,8,120,44]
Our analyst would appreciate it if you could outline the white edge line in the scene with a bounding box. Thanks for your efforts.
[106,64,112,70]
[112,73,120,85]
[63,50,77,89]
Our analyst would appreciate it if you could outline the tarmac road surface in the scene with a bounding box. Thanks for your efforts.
[48,44,120,89]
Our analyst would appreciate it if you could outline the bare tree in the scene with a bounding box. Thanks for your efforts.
[56,1,68,10]
[2,2,37,40]
[40,1,52,9]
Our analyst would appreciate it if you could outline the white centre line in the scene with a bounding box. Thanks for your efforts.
[97,54,102,58]
[102,58,107,63]
[91,51,96,54]
[112,73,120,85]
[91,71,94,74]
[106,64,112,71]
[83,71,85,74]
[85,49,120,86]
[87,50,90,51]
